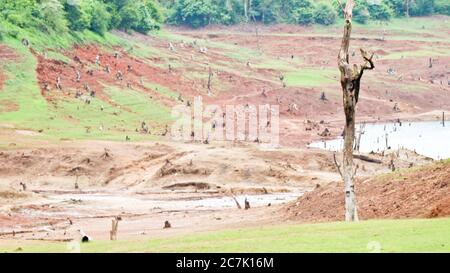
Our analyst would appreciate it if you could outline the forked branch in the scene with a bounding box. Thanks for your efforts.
[360,48,375,71]
[352,164,359,179]
[333,153,344,179]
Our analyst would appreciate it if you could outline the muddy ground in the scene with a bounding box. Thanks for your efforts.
[0,140,433,243]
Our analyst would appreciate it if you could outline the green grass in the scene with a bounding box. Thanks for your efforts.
[284,69,337,87]
[2,218,450,253]
[384,48,450,60]
[1,16,448,141]
[103,85,172,124]
[143,82,179,99]
[354,17,449,39]
[0,37,50,131]
[308,16,450,42]
[0,25,175,142]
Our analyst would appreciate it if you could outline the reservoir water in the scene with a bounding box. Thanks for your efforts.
[309,120,449,160]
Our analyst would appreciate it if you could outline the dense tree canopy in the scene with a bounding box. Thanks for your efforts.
[162,0,450,27]
[0,0,163,35]
[0,0,448,35]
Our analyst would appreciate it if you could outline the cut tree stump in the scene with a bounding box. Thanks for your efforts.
[110,217,121,241]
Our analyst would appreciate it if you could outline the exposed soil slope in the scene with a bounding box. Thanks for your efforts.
[0,71,4,90]
[0,45,17,90]
[284,160,450,222]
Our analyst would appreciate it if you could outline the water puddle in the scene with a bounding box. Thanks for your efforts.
[49,191,303,212]
[309,120,449,160]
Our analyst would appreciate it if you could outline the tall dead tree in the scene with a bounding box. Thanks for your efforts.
[336,0,375,222]
[248,11,262,54]
[207,66,213,91]
[405,0,410,17]
[243,0,252,22]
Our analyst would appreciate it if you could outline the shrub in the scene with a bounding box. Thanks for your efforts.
[37,0,68,33]
[89,2,111,35]
[313,3,337,25]
[385,0,407,17]
[354,5,370,24]
[410,0,435,17]
[0,0,38,29]
[64,0,92,31]
[294,7,315,25]
[435,0,450,15]
[368,2,393,21]
[172,0,214,28]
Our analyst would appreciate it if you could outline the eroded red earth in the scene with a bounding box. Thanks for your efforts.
[285,159,450,222]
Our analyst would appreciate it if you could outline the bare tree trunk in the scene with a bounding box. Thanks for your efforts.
[225,0,232,11]
[251,14,261,53]
[207,66,213,91]
[243,0,248,21]
[355,123,365,152]
[343,114,357,221]
[232,195,242,209]
[405,0,410,17]
[443,112,445,127]
[337,0,375,222]
[110,218,119,240]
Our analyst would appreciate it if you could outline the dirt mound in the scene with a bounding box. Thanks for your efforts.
[0,190,29,200]
[284,160,450,222]
[162,182,212,190]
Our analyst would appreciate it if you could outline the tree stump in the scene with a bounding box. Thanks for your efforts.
[244,198,250,210]
[110,217,121,241]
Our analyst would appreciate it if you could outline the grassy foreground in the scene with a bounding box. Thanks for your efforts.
[1,218,450,253]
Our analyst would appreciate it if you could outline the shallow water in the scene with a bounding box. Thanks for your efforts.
[49,191,302,213]
[309,120,450,160]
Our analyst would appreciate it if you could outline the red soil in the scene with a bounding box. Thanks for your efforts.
[0,71,4,90]
[0,45,17,90]
[21,27,450,147]
[284,160,450,223]
[35,45,188,108]
[167,26,450,146]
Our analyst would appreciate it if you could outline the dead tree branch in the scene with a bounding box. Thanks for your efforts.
[333,153,344,179]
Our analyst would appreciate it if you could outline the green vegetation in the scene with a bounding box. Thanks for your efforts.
[143,82,179,99]
[2,218,450,253]
[384,48,450,60]
[0,1,448,143]
[0,0,162,38]
[1,0,449,36]
[0,33,172,141]
[284,69,337,87]
[0,38,50,134]
[161,0,450,28]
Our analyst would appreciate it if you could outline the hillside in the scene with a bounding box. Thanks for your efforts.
[1,17,449,147]
[284,159,450,222]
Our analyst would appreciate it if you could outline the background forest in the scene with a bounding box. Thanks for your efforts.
[1,0,449,37]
